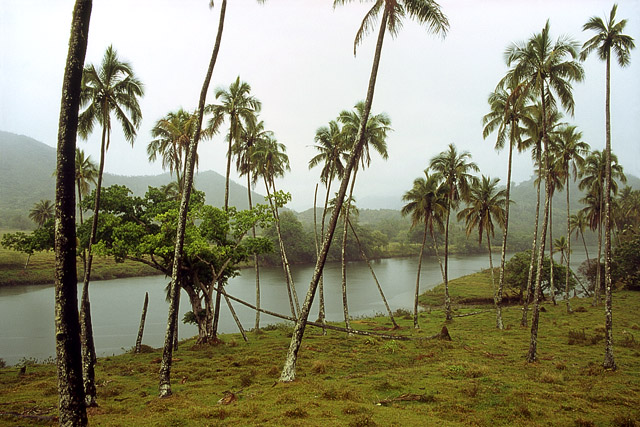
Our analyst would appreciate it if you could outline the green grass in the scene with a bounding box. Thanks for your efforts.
[1,272,639,426]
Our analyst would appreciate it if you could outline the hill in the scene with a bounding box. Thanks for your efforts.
[0,131,265,229]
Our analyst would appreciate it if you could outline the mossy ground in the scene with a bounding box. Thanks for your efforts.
[1,272,639,426]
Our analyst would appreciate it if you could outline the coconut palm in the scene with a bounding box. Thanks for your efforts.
[569,211,590,267]
[207,77,261,211]
[280,0,448,382]
[457,176,507,328]
[78,44,143,406]
[504,21,584,363]
[234,118,271,330]
[148,108,204,194]
[74,149,98,226]
[483,79,532,329]
[337,102,390,330]
[429,143,479,320]
[553,124,589,312]
[29,200,54,229]
[252,135,299,319]
[553,236,569,265]
[581,3,635,371]
[401,171,447,329]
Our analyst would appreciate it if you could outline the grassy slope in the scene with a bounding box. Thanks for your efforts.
[1,273,639,426]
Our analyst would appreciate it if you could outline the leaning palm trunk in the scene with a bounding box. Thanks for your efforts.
[317,173,335,333]
[496,127,514,330]
[159,0,226,398]
[54,0,91,423]
[248,173,261,331]
[135,292,149,354]
[264,177,299,318]
[347,218,398,328]
[564,177,573,313]
[340,173,358,332]
[280,8,389,383]
[313,184,327,334]
[414,219,429,328]
[603,52,616,370]
[527,87,553,363]
[488,231,500,329]
[521,155,542,327]
[549,196,556,305]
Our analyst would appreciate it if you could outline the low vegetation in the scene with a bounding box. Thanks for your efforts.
[2,272,638,426]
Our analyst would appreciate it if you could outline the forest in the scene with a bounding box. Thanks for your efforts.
[1,0,639,425]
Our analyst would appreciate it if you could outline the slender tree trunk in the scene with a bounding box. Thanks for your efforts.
[489,231,501,329]
[565,177,572,313]
[527,86,552,363]
[580,230,591,267]
[594,209,603,306]
[54,0,91,424]
[603,52,616,370]
[347,218,398,328]
[222,289,248,342]
[496,127,514,330]
[313,184,327,334]
[173,290,180,351]
[159,0,226,398]
[522,154,542,327]
[318,176,334,334]
[341,173,358,332]
[279,8,388,383]
[135,292,149,354]
[248,173,261,331]
[443,192,452,321]
[224,135,233,211]
[211,284,223,338]
[414,220,428,329]
[549,195,556,305]
[430,228,446,283]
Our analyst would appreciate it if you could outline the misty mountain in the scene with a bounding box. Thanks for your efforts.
[0,131,265,228]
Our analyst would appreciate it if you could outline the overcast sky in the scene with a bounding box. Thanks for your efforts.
[1,0,639,211]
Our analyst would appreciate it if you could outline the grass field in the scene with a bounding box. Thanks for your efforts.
[1,273,638,426]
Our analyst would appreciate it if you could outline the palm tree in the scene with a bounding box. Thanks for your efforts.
[29,200,54,229]
[429,143,479,321]
[401,171,447,329]
[234,118,271,330]
[309,119,346,328]
[544,153,565,306]
[280,0,448,383]
[337,102,390,331]
[553,236,569,265]
[53,0,91,422]
[581,3,635,371]
[147,108,204,194]
[456,176,507,328]
[252,135,299,319]
[74,148,98,226]
[569,211,590,267]
[77,45,144,406]
[207,76,261,211]
[482,79,531,329]
[553,124,589,312]
[504,21,584,363]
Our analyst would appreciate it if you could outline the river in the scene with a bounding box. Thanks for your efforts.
[0,250,590,365]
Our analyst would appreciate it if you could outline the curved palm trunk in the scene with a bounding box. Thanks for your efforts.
[521,154,542,327]
[264,177,299,318]
[248,173,261,331]
[159,0,226,398]
[443,192,453,321]
[603,52,616,370]
[80,119,108,408]
[280,8,388,383]
[340,173,358,332]
[348,219,398,328]
[54,1,91,423]
[496,126,514,330]
[565,176,572,313]
[549,195,556,305]
[414,219,429,329]
[527,85,552,363]
[135,292,149,353]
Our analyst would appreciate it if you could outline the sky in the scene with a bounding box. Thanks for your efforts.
[1,0,639,211]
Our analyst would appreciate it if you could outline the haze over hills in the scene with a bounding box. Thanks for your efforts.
[0,131,265,228]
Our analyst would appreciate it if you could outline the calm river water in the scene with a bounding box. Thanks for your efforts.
[0,250,589,365]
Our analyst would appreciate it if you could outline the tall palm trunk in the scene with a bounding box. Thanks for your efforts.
[224,133,233,210]
[594,196,603,307]
[565,176,573,313]
[159,0,226,398]
[135,292,149,353]
[521,152,542,326]
[54,0,91,423]
[431,228,446,284]
[317,171,335,332]
[264,176,299,318]
[488,230,500,329]
[248,172,261,331]
[603,52,616,370]
[341,172,358,331]
[414,218,429,329]
[527,85,552,363]
[347,218,398,328]
[443,190,453,321]
[80,116,108,408]
[549,194,556,305]
[280,8,389,383]
[496,125,515,330]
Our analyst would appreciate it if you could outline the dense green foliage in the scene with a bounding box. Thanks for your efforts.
[504,250,576,300]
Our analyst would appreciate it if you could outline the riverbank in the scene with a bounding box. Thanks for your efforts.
[1,272,638,426]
